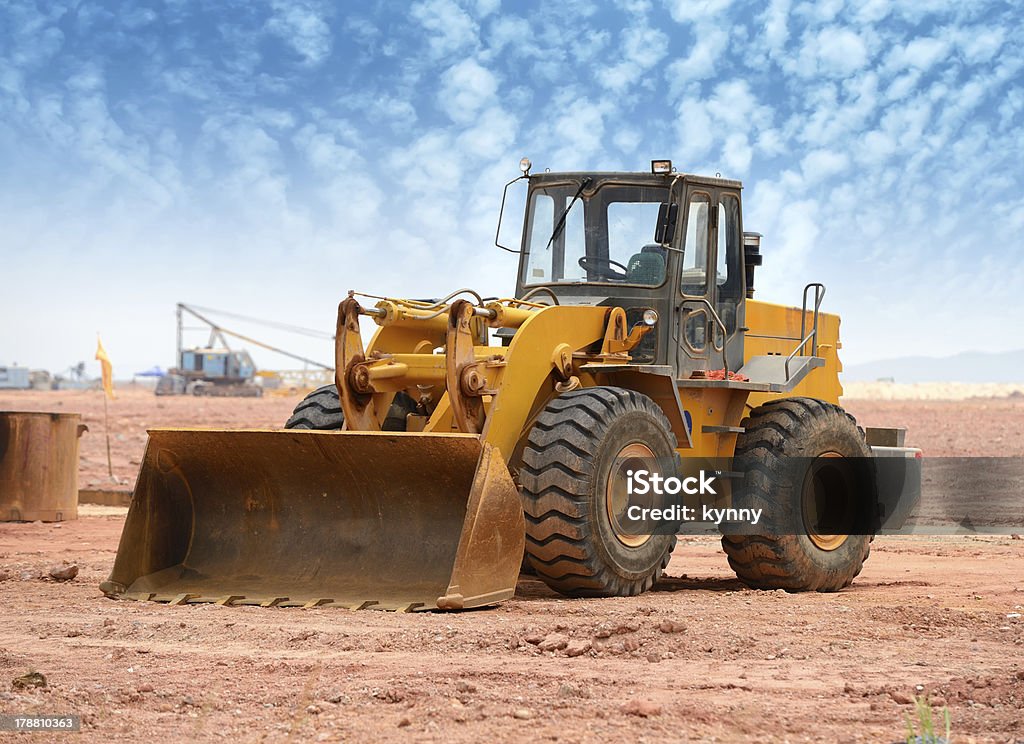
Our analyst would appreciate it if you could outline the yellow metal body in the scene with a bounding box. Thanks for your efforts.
[335,298,622,458]
[743,299,844,408]
[335,294,844,467]
[104,290,845,611]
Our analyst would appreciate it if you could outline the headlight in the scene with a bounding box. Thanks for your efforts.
[519,157,532,175]
[642,309,659,326]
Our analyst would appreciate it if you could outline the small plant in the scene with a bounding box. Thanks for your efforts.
[905,695,951,744]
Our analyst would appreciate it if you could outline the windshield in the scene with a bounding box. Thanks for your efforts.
[521,183,671,286]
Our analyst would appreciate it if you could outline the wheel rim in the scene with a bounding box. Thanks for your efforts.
[802,451,850,551]
[605,442,655,548]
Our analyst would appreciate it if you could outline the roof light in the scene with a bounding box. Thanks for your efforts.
[651,159,672,174]
[519,157,532,175]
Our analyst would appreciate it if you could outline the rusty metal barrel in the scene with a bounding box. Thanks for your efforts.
[0,411,87,521]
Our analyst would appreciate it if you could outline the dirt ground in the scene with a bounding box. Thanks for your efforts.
[1,389,1023,742]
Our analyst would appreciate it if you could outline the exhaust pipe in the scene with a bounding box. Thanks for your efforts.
[743,231,762,299]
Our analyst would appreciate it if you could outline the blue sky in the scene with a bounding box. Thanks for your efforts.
[1,0,1022,378]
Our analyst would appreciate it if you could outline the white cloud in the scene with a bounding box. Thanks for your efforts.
[457,105,518,158]
[411,0,480,59]
[793,72,880,149]
[665,0,734,23]
[487,16,537,56]
[878,95,932,150]
[665,26,729,87]
[620,22,668,70]
[794,0,843,24]
[800,148,848,183]
[884,36,949,74]
[675,97,714,161]
[614,127,642,154]
[547,97,607,167]
[818,26,870,74]
[617,0,653,13]
[1,2,66,71]
[439,59,499,124]
[317,173,383,236]
[755,127,786,157]
[673,79,773,175]
[884,70,921,101]
[856,130,896,166]
[391,130,461,198]
[722,132,752,174]
[266,1,332,66]
[851,0,891,24]
[474,0,501,17]
[761,0,792,55]
[705,79,769,129]
[599,24,669,92]
[955,26,1005,64]
[791,25,871,78]
[998,88,1023,130]
[293,124,358,172]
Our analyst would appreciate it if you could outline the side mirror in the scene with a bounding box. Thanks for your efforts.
[495,176,529,254]
[654,203,678,245]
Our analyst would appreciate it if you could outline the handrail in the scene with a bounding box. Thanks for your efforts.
[784,329,817,380]
[785,283,826,380]
[798,283,826,356]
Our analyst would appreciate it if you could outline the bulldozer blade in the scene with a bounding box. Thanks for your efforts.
[101,429,525,611]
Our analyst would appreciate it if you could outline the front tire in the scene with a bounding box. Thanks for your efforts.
[722,397,875,592]
[519,387,678,597]
[284,384,416,431]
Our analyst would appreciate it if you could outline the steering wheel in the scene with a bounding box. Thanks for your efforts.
[578,256,628,281]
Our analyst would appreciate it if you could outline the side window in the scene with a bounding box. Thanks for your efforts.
[524,194,554,283]
[681,193,710,295]
[684,306,707,351]
[717,195,740,286]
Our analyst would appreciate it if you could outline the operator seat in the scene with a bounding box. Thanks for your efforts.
[625,244,667,285]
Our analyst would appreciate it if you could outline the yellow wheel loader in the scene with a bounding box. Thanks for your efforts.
[102,160,921,611]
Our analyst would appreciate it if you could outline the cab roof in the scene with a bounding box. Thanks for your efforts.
[527,170,743,190]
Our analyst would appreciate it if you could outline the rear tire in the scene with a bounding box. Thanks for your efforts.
[519,387,678,597]
[722,397,875,592]
[284,384,416,431]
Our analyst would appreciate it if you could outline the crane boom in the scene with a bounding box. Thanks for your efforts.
[178,303,333,370]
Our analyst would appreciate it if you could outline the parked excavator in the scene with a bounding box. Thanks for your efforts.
[102,159,920,611]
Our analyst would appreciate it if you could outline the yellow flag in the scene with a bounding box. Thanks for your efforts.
[95,336,116,400]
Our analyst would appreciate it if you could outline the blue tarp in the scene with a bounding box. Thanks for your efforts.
[134,366,166,377]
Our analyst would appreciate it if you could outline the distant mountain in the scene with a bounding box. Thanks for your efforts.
[842,349,1024,383]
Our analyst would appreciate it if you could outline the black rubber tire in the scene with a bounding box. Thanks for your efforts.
[722,397,875,592]
[519,387,678,597]
[284,384,416,431]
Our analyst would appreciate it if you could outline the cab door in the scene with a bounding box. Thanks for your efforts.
[675,188,716,377]
[711,191,745,372]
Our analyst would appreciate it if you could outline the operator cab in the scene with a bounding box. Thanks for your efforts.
[504,161,747,379]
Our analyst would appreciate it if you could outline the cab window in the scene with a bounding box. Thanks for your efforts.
[681,192,710,295]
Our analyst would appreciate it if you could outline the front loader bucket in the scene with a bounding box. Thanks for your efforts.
[101,429,525,611]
